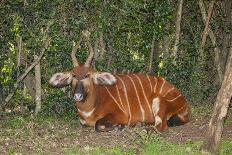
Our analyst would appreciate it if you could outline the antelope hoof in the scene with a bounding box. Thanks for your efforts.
[95,119,114,132]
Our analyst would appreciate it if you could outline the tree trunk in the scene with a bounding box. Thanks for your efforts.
[24,74,36,101]
[163,23,170,56]
[34,55,42,115]
[202,47,232,154]
[4,38,50,104]
[220,0,232,80]
[0,81,4,118]
[16,36,22,77]
[148,36,160,74]
[173,0,183,60]
[107,30,115,70]
[148,35,156,74]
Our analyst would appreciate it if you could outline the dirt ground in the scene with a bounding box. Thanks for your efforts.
[0,112,231,154]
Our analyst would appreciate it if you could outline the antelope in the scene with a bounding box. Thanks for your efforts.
[49,34,190,132]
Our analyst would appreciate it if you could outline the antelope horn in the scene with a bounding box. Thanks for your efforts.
[83,31,94,67]
[71,36,82,67]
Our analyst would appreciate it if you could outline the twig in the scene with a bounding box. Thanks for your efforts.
[4,38,51,104]
[199,0,215,59]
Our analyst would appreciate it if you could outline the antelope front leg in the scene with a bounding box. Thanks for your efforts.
[95,114,125,132]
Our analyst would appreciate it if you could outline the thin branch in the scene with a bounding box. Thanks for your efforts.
[199,0,222,82]
[4,38,51,104]
[199,0,215,58]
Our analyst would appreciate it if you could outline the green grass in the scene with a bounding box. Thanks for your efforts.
[63,139,232,155]
[4,116,27,129]
[220,140,232,155]
[63,140,202,155]
[191,104,213,117]
[64,145,135,155]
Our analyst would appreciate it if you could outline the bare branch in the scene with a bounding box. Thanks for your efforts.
[4,38,51,104]
[199,0,215,59]
[199,0,223,82]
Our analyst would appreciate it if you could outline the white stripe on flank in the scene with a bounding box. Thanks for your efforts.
[116,84,126,111]
[152,97,160,115]
[105,87,127,115]
[146,75,153,92]
[126,75,145,122]
[178,107,188,120]
[163,87,175,97]
[115,75,132,125]
[154,77,157,94]
[167,94,182,102]
[159,78,165,94]
[133,74,153,117]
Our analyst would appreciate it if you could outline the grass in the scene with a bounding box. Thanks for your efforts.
[62,138,232,155]
[141,140,202,155]
[64,145,135,155]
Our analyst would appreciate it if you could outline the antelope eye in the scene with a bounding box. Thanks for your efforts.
[84,73,90,78]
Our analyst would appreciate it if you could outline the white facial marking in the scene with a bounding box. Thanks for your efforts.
[74,93,84,102]
[152,97,160,116]
[155,116,162,126]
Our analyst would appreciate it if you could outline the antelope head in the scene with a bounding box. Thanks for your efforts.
[49,34,116,102]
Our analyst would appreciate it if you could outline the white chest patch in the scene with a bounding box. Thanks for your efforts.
[78,108,95,118]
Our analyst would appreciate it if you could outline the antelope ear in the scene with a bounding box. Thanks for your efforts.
[93,72,117,85]
[49,72,73,88]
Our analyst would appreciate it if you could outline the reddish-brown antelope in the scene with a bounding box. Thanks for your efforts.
[49,35,190,132]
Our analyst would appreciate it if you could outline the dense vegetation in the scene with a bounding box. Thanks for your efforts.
[1,0,230,115]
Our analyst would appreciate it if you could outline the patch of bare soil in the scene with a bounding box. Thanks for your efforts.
[162,115,232,143]
[0,114,231,154]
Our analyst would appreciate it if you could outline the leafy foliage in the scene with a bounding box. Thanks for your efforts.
[0,0,225,115]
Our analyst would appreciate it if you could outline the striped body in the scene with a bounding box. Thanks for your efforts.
[75,73,190,131]
[49,35,190,131]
